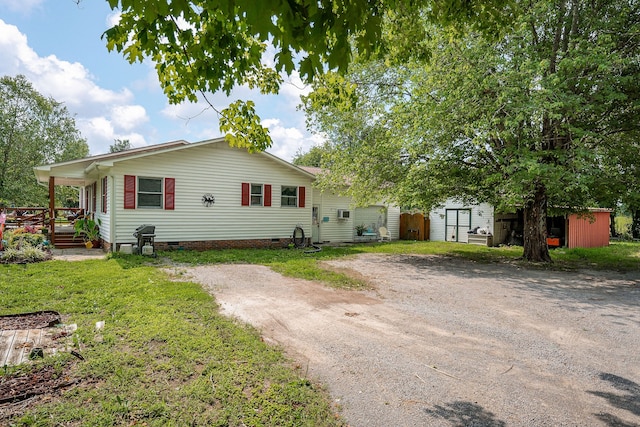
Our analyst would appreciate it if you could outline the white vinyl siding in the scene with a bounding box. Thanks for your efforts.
[386,206,401,240]
[309,188,353,243]
[311,188,400,243]
[89,175,110,243]
[354,206,387,236]
[429,199,494,243]
[110,143,313,245]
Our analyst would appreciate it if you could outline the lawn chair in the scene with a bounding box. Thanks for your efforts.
[378,226,391,242]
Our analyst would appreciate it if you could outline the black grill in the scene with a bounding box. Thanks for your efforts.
[133,224,155,254]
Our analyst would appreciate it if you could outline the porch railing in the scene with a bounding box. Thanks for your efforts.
[2,207,48,228]
[2,207,85,246]
[2,207,84,228]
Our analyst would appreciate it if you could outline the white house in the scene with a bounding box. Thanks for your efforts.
[429,198,610,248]
[34,138,399,251]
[298,167,400,243]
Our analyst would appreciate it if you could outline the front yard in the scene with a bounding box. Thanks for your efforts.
[1,241,638,425]
[0,259,343,426]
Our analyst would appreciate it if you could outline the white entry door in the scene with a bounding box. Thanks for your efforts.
[446,209,471,242]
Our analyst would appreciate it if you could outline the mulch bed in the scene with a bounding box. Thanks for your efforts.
[0,361,79,405]
[0,311,79,418]
[0,311,61,330]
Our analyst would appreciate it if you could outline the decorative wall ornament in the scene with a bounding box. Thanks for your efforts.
[202,193,215,207]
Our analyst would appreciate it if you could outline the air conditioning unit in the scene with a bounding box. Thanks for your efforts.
[337,209,351,219]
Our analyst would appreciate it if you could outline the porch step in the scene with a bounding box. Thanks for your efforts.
[52,232,86,249]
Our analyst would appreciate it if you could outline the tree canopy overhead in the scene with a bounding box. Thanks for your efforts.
[102,0,512,150]
[302,0,640,261]
[0,75,89,207]
[102,0,639,261]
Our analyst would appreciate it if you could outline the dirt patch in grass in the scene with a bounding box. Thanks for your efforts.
[317,261,376,290]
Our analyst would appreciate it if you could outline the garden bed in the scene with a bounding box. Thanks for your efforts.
[0,311,79,414]
[0,361,79,406]
[0,311,61,330]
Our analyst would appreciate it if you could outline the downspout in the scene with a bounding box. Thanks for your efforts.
[319,192,323,243]
[109,175,116,252]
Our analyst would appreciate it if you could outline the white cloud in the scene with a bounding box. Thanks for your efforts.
[77,116,115,154]
[0,19,153,155]
[161,100,214,122]
[110,105,149,131]
[280,70,311,100]
[106,11,120,27]
[77,116,150,154]
[0,20,31,75]
[0,20,131,109]
[0,18,319,159]
[116,132,147,148]
[263,118,316,162]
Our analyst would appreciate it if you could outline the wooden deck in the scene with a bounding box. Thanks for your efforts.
[1,207,87,249]
[0,324,77,366]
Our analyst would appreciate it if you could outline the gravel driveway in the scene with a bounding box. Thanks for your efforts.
[184,253,640,427]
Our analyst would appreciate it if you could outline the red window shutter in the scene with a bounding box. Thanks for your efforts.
[241,182,250,206]
[298,186,306,208]
[124,175,136,209]
[264,184,272,207]
[102,177,107,213]
[165,178,175,210]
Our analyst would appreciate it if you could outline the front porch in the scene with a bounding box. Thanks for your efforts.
[1,207,87,249]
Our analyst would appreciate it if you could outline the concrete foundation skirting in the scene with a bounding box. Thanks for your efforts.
[114,237,305,253]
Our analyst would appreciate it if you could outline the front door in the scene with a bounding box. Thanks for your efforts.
[312,205,320,243]
[445,209,471,242]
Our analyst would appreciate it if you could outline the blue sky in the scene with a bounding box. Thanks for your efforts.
[0,0,322,161]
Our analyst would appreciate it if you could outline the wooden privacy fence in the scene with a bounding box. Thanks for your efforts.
[400,213,430,241]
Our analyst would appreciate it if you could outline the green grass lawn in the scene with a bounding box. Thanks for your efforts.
[151,239,640,274]
[0,260,343,426]
[1,240,638,426]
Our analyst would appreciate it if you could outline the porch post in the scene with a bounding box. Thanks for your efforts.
[49,176,56,245]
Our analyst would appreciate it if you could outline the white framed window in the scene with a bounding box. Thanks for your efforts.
[138,177,163,208]
[251,184,263,206]
[281,186,298,207]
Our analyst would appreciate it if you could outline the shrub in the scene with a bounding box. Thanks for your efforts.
[0,248,20,261]
[19,246,50,262]
[6,228,45,249]
[0,246,50,263]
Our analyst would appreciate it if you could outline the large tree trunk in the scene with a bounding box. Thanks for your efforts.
[609,212,617,238]
[522,182,552,262]
[632,209,640,239]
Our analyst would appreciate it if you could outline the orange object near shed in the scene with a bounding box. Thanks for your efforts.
[567,210,611,249]
[546,237,561,247]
